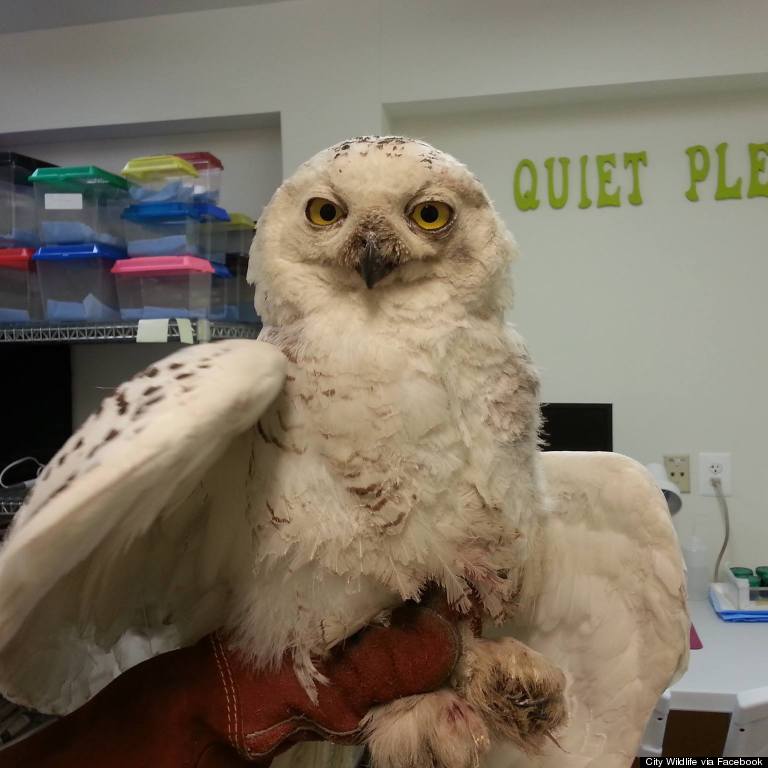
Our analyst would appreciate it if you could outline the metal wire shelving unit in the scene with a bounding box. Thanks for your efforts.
[0,320,262,344]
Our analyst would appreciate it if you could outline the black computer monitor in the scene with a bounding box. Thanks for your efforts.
[539,403,612,452]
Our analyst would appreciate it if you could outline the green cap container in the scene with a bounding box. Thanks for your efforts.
[29,166,130,196]
[730,567,754,579]
[747,575,761,588]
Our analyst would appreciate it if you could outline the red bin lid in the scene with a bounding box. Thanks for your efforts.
[175,152,223,171]
[112,255,214,277]
[0,248,34,271]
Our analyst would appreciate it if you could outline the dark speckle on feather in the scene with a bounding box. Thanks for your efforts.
[266,500,290,527]
[134,395,164,418]
[144,367,159,379]
[143,386,161,397]
[169,362,184,370]
[348,483,381,497]
[115,389,129,415]
[379,511,405,529]
[175,372,194,380]
[49,473,77,500]
[105,429,120,442]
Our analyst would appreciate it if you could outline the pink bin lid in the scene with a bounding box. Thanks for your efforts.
[175,152,223,171]
[0,248,35,271]
[112,256,214,277]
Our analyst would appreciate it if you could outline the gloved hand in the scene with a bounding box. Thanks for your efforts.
[0,600,461,767]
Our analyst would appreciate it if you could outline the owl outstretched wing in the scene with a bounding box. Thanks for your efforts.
[0,340,286,714]
[487,451,690,767]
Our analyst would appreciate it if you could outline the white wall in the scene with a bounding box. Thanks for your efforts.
[393,88,768,569]
[2,0,768,571]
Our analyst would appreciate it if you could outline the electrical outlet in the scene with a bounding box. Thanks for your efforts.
[663,454,690,493]
[698,452,732,496]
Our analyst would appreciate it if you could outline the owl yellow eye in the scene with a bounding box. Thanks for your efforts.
[410,201,453,231]
[306,198,344,226]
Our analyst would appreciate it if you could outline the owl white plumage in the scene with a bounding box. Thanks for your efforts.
[0,137,688,767]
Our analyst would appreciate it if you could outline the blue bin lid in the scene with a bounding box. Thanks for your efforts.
[33,243,128,261]
[194,203,230,222]
[212,264,233,278]
[122,202,230,223]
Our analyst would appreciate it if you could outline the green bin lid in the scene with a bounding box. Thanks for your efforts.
[29,165,130,194]
[730,567,754,578]
[227,213,255,230]
[747,575,762,588]
[755,566,768,576]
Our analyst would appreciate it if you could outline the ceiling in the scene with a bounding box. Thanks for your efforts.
[0,0,286,34]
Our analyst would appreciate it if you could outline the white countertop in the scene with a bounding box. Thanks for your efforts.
[670,600,768,712]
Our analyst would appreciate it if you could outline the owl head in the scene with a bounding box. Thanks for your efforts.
[248,137,517,326]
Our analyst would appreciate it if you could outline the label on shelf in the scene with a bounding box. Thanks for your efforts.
[45,193,83,210]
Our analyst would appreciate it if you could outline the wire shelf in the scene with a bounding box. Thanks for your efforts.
[0,494,24,533]
[0,320,262,344]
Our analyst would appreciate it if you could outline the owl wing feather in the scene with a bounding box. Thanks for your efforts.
[486,451,689,767]
[0,340,286,714]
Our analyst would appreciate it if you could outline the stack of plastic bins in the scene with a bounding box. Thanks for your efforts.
[0,153,57,249]
[29,166,130,248]
[122,203,229,258]
[174,152,223,204]
[222,213,258,322]
[33,243,126,322]
[0,249,41,322]
[112,256,214,320]
[121,155,198,204]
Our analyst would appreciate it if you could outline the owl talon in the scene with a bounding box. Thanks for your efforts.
[453,635,567,753]
[363,690,490,768]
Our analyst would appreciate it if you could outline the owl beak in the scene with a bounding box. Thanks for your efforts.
[357,236,397,289]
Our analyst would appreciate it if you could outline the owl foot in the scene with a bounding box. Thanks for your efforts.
[363,689,490,768]
[453,635,567,753]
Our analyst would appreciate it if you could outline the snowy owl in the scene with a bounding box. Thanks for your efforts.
[0,137,688,767]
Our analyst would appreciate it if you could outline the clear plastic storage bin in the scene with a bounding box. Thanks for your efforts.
[34,243,125,321]
[122,203,229,258]
[0,249,40,322]
[29,166,130,249]
[224,212,255,257]
[122,155,198,203]
[174,152,223,204]
[209,263,233,320]
[0,152,57,248]
[198,208,232,263]
[112,256,214,320]
[224,253,258,322]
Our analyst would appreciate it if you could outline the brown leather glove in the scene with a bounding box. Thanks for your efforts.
[0,601,460,767]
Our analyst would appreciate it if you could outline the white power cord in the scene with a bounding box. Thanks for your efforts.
[711,476,730,582]
[0,457,43,490]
